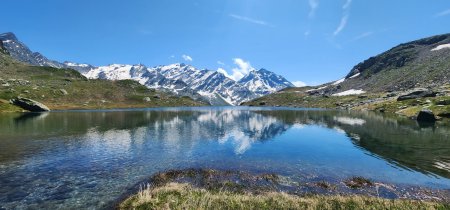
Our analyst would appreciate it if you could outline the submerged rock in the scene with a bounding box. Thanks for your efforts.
[397,88,436,101]
[10,97,50,112]
[416,109,436,122]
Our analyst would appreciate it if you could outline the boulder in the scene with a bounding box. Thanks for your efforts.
[416,109,436,122]
[59,89,68,95]
[397,88,436,101]
[143,97,151,102]
[386,93,397,97]
[10,97,50,112]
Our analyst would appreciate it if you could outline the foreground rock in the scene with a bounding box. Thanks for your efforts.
[416,109,437,122]
[397,88,437,101]
[10,97,50,112]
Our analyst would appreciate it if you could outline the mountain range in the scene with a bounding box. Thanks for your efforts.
[0,32,294,105]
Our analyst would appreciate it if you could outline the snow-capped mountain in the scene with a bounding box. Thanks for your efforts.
[0,32,295,105]
[238,68,294,96]
[154,63,258,105]
[83,63,260,105]
[83,63,207,102]
[63,62,95,74]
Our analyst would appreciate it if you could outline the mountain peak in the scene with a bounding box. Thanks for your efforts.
[257,68,271,73]
[0,32,18,41]
[238,68,294,96]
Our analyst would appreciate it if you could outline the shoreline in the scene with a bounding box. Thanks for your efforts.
[115,168,450,209]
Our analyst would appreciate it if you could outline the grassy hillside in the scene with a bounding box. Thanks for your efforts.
[243,33,450,118]
[0,48,207,112]
[243,86,450,119]
[329,33,450,94]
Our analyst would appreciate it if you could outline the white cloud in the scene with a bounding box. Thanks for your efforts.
[182,54,193,62]
[353,31,373,41]
[332,0,352,37]
[343,0,352,9]
[229,14,272,27]
[232,58,254,79]
[170,55,175,58]
[293,81,307,87]
[435,9,450,17]
[217,68,233,79]
[333,14,349,36]
[217,61,225,65]
[308,0,319,19]
[216,58,255,81]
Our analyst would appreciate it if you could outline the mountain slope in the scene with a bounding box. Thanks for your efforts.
[310,33,450,96]
[0,43,206,112]
[243,33,450,118]
[0,32,65,68]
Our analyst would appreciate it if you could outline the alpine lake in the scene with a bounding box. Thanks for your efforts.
[0,107,449,209]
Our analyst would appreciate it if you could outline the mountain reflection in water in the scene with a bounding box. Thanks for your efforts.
[1,107,449,178]
[0,107,449,209]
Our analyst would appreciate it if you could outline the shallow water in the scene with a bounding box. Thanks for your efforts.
[0,107,449,209]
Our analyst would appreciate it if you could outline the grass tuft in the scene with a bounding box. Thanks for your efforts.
[119,182,449,210]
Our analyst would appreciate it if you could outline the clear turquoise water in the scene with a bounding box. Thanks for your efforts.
[0,107,449,209]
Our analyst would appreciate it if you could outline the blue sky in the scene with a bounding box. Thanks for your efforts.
[1,0,449,85]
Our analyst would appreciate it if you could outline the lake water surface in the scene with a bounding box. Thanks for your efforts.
[0,107,449,209]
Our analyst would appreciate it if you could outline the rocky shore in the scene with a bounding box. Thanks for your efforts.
[115,169,450,209]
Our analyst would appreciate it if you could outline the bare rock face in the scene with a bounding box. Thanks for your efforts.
[10,97,50,112]
[416,109,436,122]
[397,88,437,101]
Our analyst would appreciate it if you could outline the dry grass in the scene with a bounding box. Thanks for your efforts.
[119,182,449,210]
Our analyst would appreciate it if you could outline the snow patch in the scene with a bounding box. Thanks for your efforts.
[332,89,365,96]
[431,43,450,51]
[332,78,345,85]
[306,85,328,92]
[349,73,360,79]
[65,62,91,68]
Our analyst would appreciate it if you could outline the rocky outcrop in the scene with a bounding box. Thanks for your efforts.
[0,40,7,55]
[416,109,436,122]
[397,89,437,101]
[10,97,50,112]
